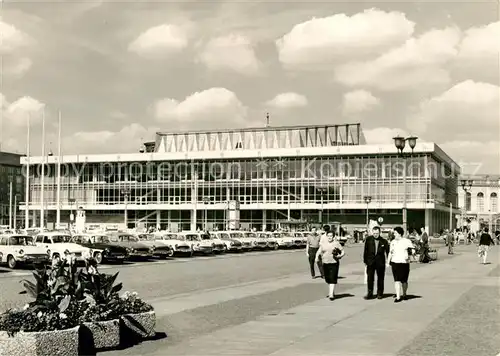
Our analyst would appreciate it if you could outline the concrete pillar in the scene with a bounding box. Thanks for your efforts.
[425,209,431,235]
[262,210,267,231]
[167,210,171,230]
[156,210,161,229]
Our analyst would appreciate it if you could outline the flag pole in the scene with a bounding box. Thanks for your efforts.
[25,114,31,228]
[40,110,45,229]
[56,111,62,228]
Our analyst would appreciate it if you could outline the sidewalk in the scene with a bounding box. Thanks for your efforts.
[148,246,499,356]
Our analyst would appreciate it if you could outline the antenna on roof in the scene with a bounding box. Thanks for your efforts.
[266,112,270,127]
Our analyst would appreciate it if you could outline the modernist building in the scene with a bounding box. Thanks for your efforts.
[458,174,500,232]
[21,123,460,233]
[0,151,24,227]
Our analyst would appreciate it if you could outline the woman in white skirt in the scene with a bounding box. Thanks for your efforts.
[315,232,345,301]
[387,226,415,303]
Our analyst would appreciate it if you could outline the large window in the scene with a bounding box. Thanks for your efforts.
[490,193,498,212]
[465,192,471,211]
[477,192,484,212]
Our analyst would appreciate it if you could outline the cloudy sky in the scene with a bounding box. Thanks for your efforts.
[0,1,499,174]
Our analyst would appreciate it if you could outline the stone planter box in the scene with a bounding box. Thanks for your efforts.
[120,310,156,339]
[0,326,79,356]
[81,319,120,350]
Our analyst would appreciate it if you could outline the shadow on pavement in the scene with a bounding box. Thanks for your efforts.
[334,293,355,300]
[380,293,395,299]
[404,295,422,301]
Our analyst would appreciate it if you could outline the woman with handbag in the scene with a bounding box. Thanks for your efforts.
[387,226,415,303]
[315,231,345,301]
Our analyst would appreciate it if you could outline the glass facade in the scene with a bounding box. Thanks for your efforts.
[24,153,459,233]
[0,152,24,227]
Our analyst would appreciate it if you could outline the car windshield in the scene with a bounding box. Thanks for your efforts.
[93,236,110,243]
[9,236,35,246]
[52,235,71,243]
[283,233,293,237]
[230,233,243,238]
[119,234,139,242]
[139,234,155,241]
[272,233,281,238]
[163,234,178,240]
[245,233,257,238]
[258,233,267,238]
[185,234,200,241]
[200,234,211,240]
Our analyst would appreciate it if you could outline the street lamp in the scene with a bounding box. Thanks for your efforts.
[460,179,473,230]
[203,197,210,231]
[364,195,372,232]
[393,135,418,234]
[13,193,20,230]
[317,187,328,224]
[121,188,131,228]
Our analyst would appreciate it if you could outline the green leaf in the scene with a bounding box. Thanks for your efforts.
[58,295,71,312]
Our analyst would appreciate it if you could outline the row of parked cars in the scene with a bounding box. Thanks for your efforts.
[0,229,311,269]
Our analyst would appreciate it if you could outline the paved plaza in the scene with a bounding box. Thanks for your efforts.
[0,244,498,355]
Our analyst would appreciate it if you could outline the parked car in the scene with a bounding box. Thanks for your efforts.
[137,234,174,259]
[0,234,50,269]
[34,232,99,263]
[152,232,193,256]
[177,232,214,255]
[224,231,252,251]
[242,232,268,250]
[293,232,308,248]
[257,232,279,250]
[71,234,130,263]
[210,232,243,252]
[106,232,153,259]
[199,232,226,254]
[275,232,296,248]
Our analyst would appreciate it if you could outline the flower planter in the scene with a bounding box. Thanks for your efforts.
[0,326,79,356]
[120,310,156,339]
[81,319,120,350]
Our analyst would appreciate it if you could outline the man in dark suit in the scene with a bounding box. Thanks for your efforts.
[363,226,390,299]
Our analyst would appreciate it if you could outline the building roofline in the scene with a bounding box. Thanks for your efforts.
[156,123,362,136]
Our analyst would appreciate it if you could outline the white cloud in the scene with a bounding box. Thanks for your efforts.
[266,92,308,109]
[276,9,415,69]
[342,90,381,115]
[408,80,500,141]
[63,124,159,154]
[128,24,188,57]
[4,96,46,127]
[455,21,500,79]
[2,57,32,77]
[0,20,30,53]
[154,87,247,129]
[334,27,461,91]
[363,127,411,145]
[197,34,260,75]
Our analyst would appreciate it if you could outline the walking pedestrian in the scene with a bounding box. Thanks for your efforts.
[306,230,323,278]
[387,227,415,303]
[478,227,495,264]
[363,226,389,300]
[445,229,454,254]
[419,227,431,263]
[315,231,345,301]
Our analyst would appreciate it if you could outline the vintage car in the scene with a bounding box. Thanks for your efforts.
[275,232,296,248]
[177,232,214,255]
[199,232,226,254]
[223,231,252,251]
[293,232,308,248]
[71,234,130,263]
[210,231,243,252]
[0,235,50,269]
[34,232,99,263]
[152,232,193,256]
[136,234,174,259]
[106,232,154,259]
[242,232,268,250]
[257,232,279,250]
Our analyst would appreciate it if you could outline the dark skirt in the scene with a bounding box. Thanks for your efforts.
[391,262,410,283]
[323,263,340,284]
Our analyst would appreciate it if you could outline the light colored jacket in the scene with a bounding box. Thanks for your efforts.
[316,239,345,264]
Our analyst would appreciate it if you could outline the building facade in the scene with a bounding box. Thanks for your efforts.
[458,174,500,232]
[21,124,460,234]
[0,151,24,227]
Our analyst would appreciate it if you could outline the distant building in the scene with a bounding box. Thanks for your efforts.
[458,174,500,232]
[22,123,460,234]
[0,151,24,227]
